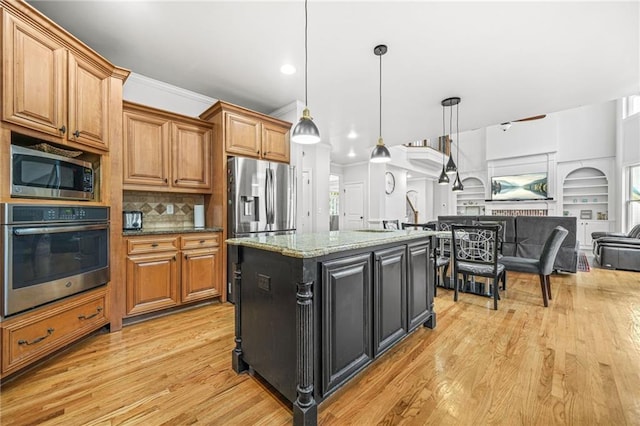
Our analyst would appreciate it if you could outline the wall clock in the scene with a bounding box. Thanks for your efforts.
[385,171,395,194]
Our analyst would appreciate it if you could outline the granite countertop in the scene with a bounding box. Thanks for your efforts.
[123,226,223,236]
[226,230,448,258]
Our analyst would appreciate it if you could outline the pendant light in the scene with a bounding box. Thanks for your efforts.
[442,97,459,174]
[452,100,464,192]
[291,0,320,144]
[370,44,391,163]
[437,104,449,185]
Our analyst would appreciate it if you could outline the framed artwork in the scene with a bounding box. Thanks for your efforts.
[580,210,592,219]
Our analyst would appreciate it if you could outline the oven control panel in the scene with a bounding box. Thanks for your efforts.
[1,204,109,224]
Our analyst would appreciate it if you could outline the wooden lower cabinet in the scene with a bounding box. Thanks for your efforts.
[1,286,109,378]
[125,233,221,317]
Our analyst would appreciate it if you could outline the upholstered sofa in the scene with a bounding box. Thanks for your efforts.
[592,224,640,271]
[438,215,579,273]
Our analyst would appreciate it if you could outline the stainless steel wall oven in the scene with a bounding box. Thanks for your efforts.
[1,204,109,318]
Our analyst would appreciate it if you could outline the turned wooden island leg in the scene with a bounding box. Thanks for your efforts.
[231,251,248,373]
[293,281,317,426]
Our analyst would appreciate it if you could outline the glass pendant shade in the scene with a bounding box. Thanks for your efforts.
[370,137,391,163]
[452,172,464,192]
[438,166,450,185]
[292,108,320,144]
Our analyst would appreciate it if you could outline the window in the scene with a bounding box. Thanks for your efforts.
[628,165,640,228]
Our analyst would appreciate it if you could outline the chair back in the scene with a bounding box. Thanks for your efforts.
[451,224,501,274]
[382,220,399,230]
[539,226,569,275]
[473,219,506,252]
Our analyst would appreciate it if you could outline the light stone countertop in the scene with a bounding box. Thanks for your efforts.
[226,230,448,258]
[123,226,223,236]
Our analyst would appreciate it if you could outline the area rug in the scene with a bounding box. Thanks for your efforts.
[578,253,591,272]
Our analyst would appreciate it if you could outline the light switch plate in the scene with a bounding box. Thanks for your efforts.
[166,204,174,214]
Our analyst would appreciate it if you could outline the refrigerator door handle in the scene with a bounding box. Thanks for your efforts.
[268,168,275,224]
[265,167,273,225]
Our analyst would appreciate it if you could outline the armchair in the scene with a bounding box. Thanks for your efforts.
[593,224,640,271]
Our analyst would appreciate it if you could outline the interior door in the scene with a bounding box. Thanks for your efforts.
[344,182,365,229]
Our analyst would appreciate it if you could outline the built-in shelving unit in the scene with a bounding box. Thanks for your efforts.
[562,167,611,248]
[456,177,485,215]
[562,167,608,219]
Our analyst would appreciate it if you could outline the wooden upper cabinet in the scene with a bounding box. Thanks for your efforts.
[201,101,291,164]
[225,112,262,157]
[67,53,110,150]
[123,102,213,193]
[171,121,212,190]
[262,121,290,163]
[1,9,122,152]
[123,109,170,188]
[2,12,66,136]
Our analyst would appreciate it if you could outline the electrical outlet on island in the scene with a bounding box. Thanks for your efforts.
[166,204,174,214]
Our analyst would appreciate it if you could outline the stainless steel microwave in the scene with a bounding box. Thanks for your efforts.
[11,145,94,201]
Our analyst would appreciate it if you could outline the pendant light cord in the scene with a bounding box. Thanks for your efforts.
[304,0,309,107]
[379,51,382,138]
[449,102,453,160]
[441,103,445,163]
[456,102,460,167]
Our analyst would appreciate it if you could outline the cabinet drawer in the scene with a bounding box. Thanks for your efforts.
[2,287,109,376]
[127,237,179,255]
[180,233,219,250]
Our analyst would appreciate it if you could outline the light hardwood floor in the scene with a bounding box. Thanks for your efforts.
[2,266,640,425]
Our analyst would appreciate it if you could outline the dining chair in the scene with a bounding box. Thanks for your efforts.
[451,224,505,310]
[382,220,400,230]
[499,226,569,307]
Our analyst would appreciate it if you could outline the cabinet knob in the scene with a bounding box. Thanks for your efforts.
[164,178,168,183]
[257,150,260,154]
[59,125,66,134]
[184,254,188,260]
[174,179,178,184]
[173,255,176,261]
[73,130,80,138]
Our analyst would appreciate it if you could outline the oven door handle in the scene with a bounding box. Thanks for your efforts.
[13,224,109,236]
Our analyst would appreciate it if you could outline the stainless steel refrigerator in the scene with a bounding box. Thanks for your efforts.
[227,157,296,301]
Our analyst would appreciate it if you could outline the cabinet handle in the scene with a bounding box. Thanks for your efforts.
[59,125,66,134]
[78,306,103,320]
[18,328,54,346]
[151,243,159,248]
[173,255,176,261]
[164,178,168,183]
[257,150,260,154]
[73,130,80,138]
[199,240,205,244]
[184,254,188,260]
[174,179,178,184]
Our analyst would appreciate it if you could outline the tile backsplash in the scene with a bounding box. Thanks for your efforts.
[123,191,205,229]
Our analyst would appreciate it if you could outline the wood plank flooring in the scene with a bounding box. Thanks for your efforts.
[2,266,640,425]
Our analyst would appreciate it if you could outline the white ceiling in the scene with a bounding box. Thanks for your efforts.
[27,1,640,165]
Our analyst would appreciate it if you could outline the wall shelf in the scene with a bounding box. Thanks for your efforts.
[456,177,485,215]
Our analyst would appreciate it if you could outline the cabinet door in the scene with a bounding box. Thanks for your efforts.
[181,247,221,303]
[126,252,179,316]
[581,220,611,248]
[407,241,433,331]
[321,253,372,396]
[123,110,171,188]
[2,13,66,136]
[373,246,407,357]
[171,121,212,191]
[224,112,261,157]
[262,121,290,163]
[67,53,110,150]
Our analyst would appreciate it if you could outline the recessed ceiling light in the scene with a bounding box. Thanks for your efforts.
[280,64,296,75]
[348,149,356,157]
[347,130,358,139]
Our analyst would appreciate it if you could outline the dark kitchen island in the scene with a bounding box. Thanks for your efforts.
[227,229,440,426]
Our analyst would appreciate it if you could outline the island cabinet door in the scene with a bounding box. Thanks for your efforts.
[407,240,433,331]
[321,253,373,396]
[373,246,408,357]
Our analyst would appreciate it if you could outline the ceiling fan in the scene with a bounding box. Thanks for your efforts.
[500,114,546,131]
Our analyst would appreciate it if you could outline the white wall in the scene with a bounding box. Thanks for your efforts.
[384,165,408,222]
[123,72,216,116]
[407,178,435,223]
[621,113,640,167]
[556,101,617,162]
[486,114,559,160]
